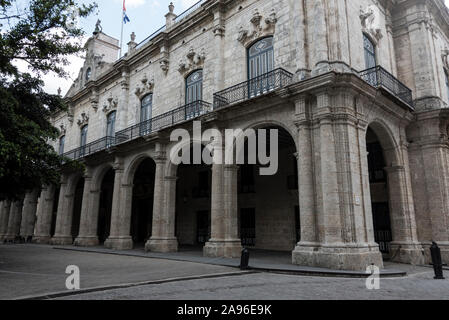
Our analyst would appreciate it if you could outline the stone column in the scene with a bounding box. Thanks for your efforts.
[34,185,56,244]
[204,142,242,258]
[0,201,12,241]
[5,200,23,242]
[147,150,178,252]
[75,168,100,247]
[291,0,309,80]
[105,160,133,250]
[20,190,39,241]
[386,165,424,264]
[292,97,320,263]
[307,0,330,75]
[51,175,75,245]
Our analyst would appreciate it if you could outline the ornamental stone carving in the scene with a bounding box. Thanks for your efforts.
[360,5,382,41]
[59,123,67,136]
[442,47,449,70]
[77,112,89,127]
[103,96,118,114]
[134,74,155,99]
[237,9,277,47]
[178,48,206,76]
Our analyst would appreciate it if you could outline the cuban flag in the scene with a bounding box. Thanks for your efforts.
[123,0,130,24]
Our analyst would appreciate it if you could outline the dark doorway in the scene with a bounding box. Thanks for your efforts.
[97,168,115,244]
[196,211,210,245]
[71,178,84,241]
[50,186,60,237]
[366,127,393,255]
[240,208,256,247]
[131,159,155,245]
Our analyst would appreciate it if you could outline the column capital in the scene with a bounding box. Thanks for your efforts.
[384,165,405,173]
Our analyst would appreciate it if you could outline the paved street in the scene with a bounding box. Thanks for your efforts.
[1,244,448,300]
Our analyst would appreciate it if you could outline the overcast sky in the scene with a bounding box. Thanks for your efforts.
[39,0,449,95]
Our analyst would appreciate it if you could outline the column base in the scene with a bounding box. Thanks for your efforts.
[145,237,178,253]
[74,236,100,247]
[389,242,425,265]
[32,235,52,244]
[50,236,73,246]
[292,242,384,271]
[203,240,243,258]
[104,236,133,250]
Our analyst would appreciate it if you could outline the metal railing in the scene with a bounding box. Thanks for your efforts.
[63,136,116,161]
[135,0,207,51]
[115,100,212,146]
[359,66,414,109]
[213,68,294,109]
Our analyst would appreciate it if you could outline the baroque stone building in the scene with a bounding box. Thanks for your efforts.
[1,0,449,271]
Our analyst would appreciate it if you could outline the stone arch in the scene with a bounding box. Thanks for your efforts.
[366,119,400,167]
[124,152,155,186]
[91,163,114,191]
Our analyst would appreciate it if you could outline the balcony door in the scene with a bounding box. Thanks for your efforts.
[363,34,377,86]
[185,70,203,120]
[106,111,116,147]
[140,94,152,136]
[248,37,274,97]
[80,125,88,156]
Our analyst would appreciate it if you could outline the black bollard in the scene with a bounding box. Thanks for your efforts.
[430,242,445,280]
[240,248,250,270]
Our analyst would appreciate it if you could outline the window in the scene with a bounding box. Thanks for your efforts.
[85,67,92,81]
[445,70,449,102]
[185,70,203,119]
[140,94,152,135]
[58,136,65,155]
[248,37,274,96]
[80,125,88,156]
[363,33,376,69]
[106,111,116,147]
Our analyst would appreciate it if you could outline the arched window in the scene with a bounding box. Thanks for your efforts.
[248,37,274,80]
[444,70,449,102]
[248,37,274,97]
[58,136,65,155]
[363,34,377,69]
[185,70,203,119]
[140,94,153,135]
[80,125,88,156]
[85,67,92,81]
[186,70,203,104]
[106,111,116,147]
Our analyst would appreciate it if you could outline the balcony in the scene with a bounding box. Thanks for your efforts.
[213,68,294,109]
[115,100,212,146]
[359,66,414,110]
[63,136,116,161]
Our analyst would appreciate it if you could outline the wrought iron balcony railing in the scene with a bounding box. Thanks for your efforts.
[213,68,294,109]
[63,136,116,161]
[115,100,212,146]
[359,66,414,109]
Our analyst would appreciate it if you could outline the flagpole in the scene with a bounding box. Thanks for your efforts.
[120,9,124,57]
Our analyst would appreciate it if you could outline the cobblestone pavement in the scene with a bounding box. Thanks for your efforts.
[1,244,448,300]
[0,244,238,300]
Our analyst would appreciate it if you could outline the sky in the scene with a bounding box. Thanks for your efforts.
[39,0,201,95]
[30,0,449,95]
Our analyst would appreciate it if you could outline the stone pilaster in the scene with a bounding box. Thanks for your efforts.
[386,165,425,265]
[5,200,24,242]
[0,201,12,241]
[75,169,100,247]
[105,160,133,250]
[51,175,75,245]
[147,146,178,252]
[19,190,39,241]
[33,185,56,244]
[204,142,242,258]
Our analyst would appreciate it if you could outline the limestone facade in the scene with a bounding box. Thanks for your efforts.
[1,0,449,271]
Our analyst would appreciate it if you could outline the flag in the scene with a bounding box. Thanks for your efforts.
[123,0,130,24]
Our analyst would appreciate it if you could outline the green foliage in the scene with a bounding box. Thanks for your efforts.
[0,0,97,200]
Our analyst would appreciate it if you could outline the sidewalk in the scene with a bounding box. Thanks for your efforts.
[54,245,407,278]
